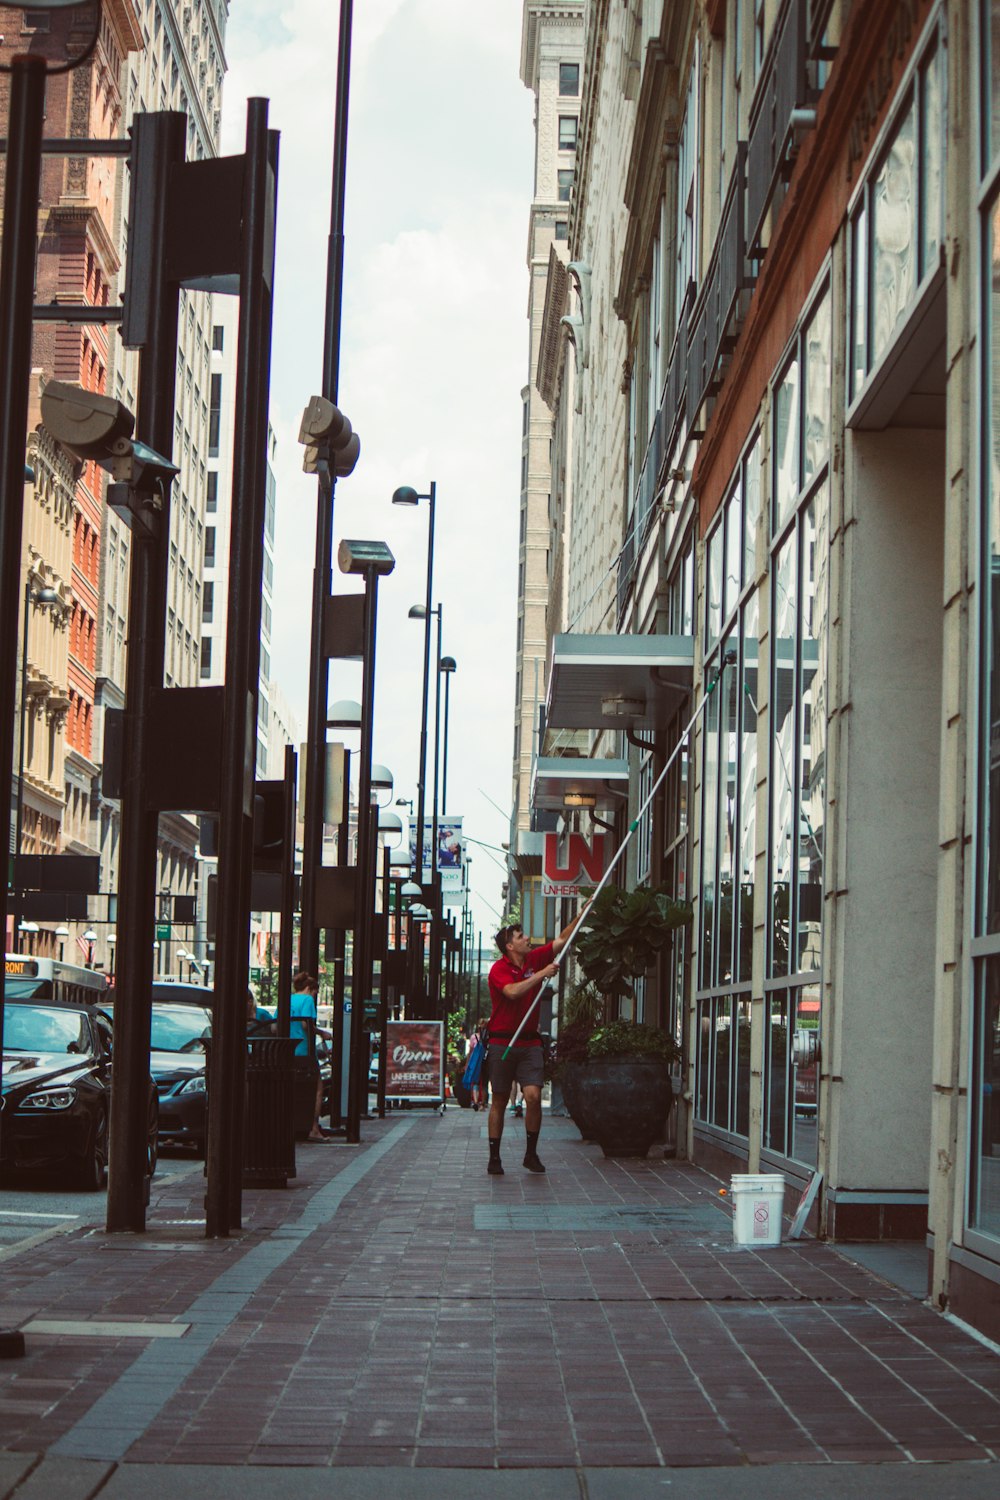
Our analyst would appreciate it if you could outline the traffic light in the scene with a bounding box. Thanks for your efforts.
[297,394,360,478]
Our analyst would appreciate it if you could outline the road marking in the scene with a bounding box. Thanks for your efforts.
[22,1319,189,1339]
[0,1209,79,1220]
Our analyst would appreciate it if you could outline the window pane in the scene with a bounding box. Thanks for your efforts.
[983,195,1000,932]
[559,62,579,97]
[717,644,739,985]
[697,999,711,1119]
[773,357,800,534]
[765,991,789,1155]
[988,0,1000,169]
[970,957,1000,1240]
[734,997,751,1137]
[713,998,733,1129]
[744,436,760,585]
[707,521,724,644]
[700,673,720,989]
[920,45,943,278]
[871,103,917,368]
[558,115,578,151]
[803,289,831,487]
[791,984,821,1166]
[770,534,797,976]
[850,204,868,400]
[799,487,827,972]
[737,592,758,984]
[724,483,741,616]
[557,169,574,202]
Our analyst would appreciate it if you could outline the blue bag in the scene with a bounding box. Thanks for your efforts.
[462,1029,489,1088]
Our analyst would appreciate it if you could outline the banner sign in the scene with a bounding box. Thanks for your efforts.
[541,832,608,898]
[384,1019,444,1102]
[409,816,465,897]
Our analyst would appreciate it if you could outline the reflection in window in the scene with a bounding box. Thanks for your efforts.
[725,484,741,615]
[921,46,943,277]
[765,992,789,1156]
[744,435,761,585]
[738,594,758,984]
[799,490,827,971]
[735,998,751,1137]
[871,104,916,368]
[988,0,1000,168]
[982,195,1000,934]
[716,646,738,984]
[700,680,719,990]
[770,536,796,977]
[764,985,820,1165]
[773,359,799,534]
[850,204,868,402]
[713,998,733,1129]
[707,521,724,645]
[971,958,1000,1241]
[803,291,831,488]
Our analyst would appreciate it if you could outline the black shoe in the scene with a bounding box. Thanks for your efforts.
[487,1157,504,1176]
[523,1151,546,1173]
[514,1105,524,1118]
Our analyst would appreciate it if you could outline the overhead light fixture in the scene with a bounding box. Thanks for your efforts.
[601,694,645,719]
[564,791,597,809]
[337,538,395,577]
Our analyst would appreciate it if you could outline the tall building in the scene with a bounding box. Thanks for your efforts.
[527,0,1000,1343]
[509,2,585,923]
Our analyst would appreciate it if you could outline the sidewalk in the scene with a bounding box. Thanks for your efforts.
[2,1106,999,1497]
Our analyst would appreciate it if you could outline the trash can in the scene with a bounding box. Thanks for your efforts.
[244,1036,297,1187]
[730,1173,786,1248]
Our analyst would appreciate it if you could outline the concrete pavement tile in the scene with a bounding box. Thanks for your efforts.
[0,1455,35,1500]
[3,1456,116,1500]
[584,1463,1000,1499]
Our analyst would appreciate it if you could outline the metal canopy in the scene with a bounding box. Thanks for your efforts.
[546,633,694,731]
[532,756,629,812]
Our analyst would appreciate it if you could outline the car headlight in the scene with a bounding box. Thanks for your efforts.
[178,1075,206,1095]
[21,1087,77,1111]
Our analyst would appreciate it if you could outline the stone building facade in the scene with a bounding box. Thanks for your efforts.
[527,0,1000,1344]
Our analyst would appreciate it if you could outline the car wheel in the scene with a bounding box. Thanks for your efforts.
[146,1096,159,1181]
[72,1108,108,1192]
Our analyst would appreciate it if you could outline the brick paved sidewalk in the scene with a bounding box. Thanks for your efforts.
[1,1105,999,1490]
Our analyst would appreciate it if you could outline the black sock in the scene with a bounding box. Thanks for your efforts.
[526,1130,540,1155]
[489,1137,502,1160]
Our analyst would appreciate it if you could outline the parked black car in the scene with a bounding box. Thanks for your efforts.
[0,996,157,1190]
[147,1001,212,1155]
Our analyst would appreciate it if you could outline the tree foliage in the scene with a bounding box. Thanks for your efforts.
[575,882,694,998]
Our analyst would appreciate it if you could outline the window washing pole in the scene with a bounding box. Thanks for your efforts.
[502,648,737,1059]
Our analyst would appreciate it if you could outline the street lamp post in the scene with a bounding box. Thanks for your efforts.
[393,483,436,891]
[338,539,394,1144]
[440,654,456,816]
[82,927,97,969]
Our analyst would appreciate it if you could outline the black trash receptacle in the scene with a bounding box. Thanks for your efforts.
[244,1036,297,1187]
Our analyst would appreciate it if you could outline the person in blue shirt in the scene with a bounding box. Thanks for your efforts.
[290,970,330,1141]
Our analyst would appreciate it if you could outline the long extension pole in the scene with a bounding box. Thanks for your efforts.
[502,650,736,1057]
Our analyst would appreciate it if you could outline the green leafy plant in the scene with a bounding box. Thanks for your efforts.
[576,882,693,998]
[587,1019,680,1065]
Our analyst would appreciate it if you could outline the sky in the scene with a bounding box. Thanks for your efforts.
[219,0,534,943]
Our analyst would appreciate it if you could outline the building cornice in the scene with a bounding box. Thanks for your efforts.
[520,2,585,90]
[44,202,121,279]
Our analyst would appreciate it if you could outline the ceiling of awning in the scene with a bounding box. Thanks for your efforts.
[546,633,694,731]
[532,756,629,811]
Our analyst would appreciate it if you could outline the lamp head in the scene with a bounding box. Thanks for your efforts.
[54,925,70,937]
[338,538,395,577]
[32,586,60,607]
[371,764,394,794]
[82,928,98,942]
[407,604,427,620]
[391,486,420,506]
[326,698,362,730]
[439,656,457,673]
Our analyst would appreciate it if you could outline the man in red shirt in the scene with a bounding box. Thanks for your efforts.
[486,920,575,1176]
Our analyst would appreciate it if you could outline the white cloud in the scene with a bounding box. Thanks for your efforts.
[221,0,532,936]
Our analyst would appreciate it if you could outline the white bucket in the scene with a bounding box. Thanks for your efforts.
[730,1173,786,1248]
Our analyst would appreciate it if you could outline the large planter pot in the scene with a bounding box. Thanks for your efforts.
[573,1055,673,1158]
[559,1059,599,1140]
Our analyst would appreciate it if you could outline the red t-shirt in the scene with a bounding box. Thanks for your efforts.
[487,942,555,1049]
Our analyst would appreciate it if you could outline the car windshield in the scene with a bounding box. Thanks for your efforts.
[2,1004,89,1054]
[149,1004,211,1053]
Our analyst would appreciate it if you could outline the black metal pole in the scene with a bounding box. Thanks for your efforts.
[377,841,390,1118]
[328,748,350,1131]
[205,100,278,1238]
[0,55,47,1188]
[106,111,187,1234]
[277,744,296,1040]
[442,667,452,817]
[429,607,443,1019]
[413,484,436,886]
[346,568,381,1143]
[11,580,31,944]
[300,0,354,981]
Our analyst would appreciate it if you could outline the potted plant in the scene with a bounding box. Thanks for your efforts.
[560,882,692,1156]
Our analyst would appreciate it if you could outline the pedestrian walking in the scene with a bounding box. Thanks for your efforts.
[485,920,574,1175]
[290,970,330,1141]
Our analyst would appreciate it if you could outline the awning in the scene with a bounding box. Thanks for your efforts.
[531,756,629,812]
[546,633,694,731]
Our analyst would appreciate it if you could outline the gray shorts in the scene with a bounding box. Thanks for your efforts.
[488,1043,544,1095]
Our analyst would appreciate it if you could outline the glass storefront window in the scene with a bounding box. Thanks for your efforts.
[872,102,917,368]
[791,984,821,1166]
[697,999,711,1119]
[764,991,789,1156]
[981,195,1000,935]
[713,997,733,1129]
[799,489,827,972]
[773,358,800,535]
[970,958,1000,1241]
[725,484,742,614]
[987,0,1000,170]
[744,435,761,585]
[770,535,796,976]
[707,521,724,645]
[734,997,751,1137]
[803,291,831,488]
[700,675,720,989]
[920,44,943,278]
[850,204,868,403]
[717,644,738,984]
[737,593,758,984]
